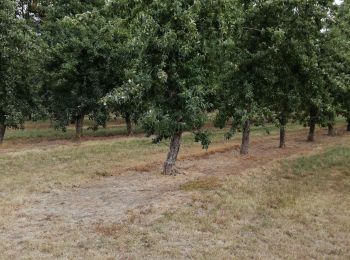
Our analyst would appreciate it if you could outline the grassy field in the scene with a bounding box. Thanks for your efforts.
[1,121,349,259]
[0,122,310,197]
[4,119,144,141]
[7,116,345,142]
[100,145,350,259]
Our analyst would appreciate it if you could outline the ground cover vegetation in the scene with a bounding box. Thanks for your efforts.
[0,0,349,175]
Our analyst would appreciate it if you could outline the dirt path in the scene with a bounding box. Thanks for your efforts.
[1,129,350,257]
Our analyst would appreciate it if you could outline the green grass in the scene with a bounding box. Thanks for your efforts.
[281,146,350,177]
[5,121,144,141]
[3,119,288,144]
[5,117,346,143]
[180,176,222,191]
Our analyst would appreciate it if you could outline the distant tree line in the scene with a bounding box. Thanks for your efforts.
[0,0,349,174]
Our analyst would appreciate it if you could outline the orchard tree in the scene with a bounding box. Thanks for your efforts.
[333,0,350,131]
[101,1,150,136]
[44,8,117,139]
[215,0,274,155]
[217,0,342,149]
[137,0,216,175]
[288,0,338,142]
[104,79,147,136]
[253,1,304,148]
[0,0,41,144]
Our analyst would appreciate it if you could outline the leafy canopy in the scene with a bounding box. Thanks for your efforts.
[0,0,41,128]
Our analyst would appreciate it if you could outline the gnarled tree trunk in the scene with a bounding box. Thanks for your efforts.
[0,122,6,145]
[125,113,133,136]
[75,114,84,140]
[163,132,182,175]
[240,120,250,155]
[307,108,317,142]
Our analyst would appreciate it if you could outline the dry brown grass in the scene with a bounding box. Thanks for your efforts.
[180,176,222,191]
[1,125,349,259]
[95,145,350,259]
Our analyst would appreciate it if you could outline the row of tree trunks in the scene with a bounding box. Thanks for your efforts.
[239,118,287,155]
[0,122,6,145]
[75,113,134,140]
[161,114,349,175]
[75,114,84,140]
[163,132,182,175]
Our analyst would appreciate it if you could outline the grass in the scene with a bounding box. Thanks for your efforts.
[5,116,346,143]
[0,123,308,198]
[0,127,256,199]
[0,125,274,229]
[4,120,144,141]
[180,176,222,191]
[0,120,349,258]
[102,145,350,259]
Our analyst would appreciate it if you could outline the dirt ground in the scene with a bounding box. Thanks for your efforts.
[1,128,350,259]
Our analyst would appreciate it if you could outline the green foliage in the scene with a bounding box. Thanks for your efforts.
[101,2,150,127]
[331,0,350,122]
[104,79,146,125]
[288,0,338,128]
[0,0,42,129]
[194,130,212,150]
[216,0,345,139]
[2,0,350,149]
[43,4,121,130]
[215,0,277,135]
[135,0,220,146]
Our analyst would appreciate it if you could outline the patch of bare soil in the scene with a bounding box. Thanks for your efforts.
[1,129,350,257]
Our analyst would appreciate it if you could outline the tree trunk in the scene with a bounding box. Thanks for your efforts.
[240,120,250,155]
[75,114,84,140]
[0,122,6,145]
[308,121,316,142]
[328,123,335,136]
[347,118,350,132]
[125,113,132,136]
[307,108,317,142]
[279,115,287,148]
[280,125,286,148]
[163,132,182,175]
